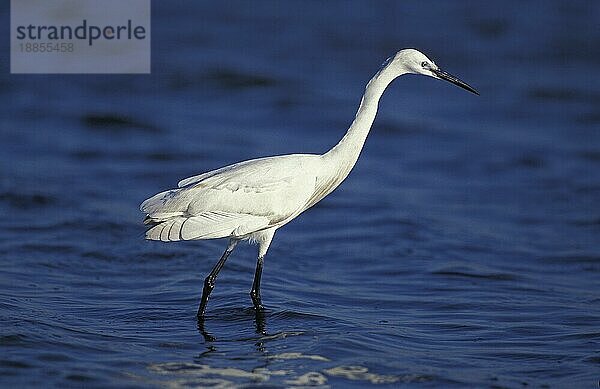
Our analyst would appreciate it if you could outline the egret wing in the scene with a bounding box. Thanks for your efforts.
[182,154,320,220]
[177,155,292,188]
[145,211,270,242]
[141,154,321,238]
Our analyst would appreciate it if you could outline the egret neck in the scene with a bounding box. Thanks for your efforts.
[323,62,404,180]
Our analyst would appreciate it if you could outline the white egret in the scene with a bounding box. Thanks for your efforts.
[141,48,478,317]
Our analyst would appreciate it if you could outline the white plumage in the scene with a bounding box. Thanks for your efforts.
[140,49,478,317]
[141,154,324,244]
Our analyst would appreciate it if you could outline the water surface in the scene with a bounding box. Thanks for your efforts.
[1,1,599,387]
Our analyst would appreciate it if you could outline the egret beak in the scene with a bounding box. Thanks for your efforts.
[432,68,479,95]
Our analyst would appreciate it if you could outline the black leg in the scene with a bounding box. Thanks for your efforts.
[254,306,267,336]
[197,241,237,318]
[250,255,265,310]
[196,317,215,342]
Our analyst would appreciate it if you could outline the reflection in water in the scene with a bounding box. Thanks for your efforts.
[147,362,280,388]
[155,310,407,387]
[147,360,411,387]
[267,352,330,362]
[254,308,267,336]
[253,309,267,356]
[284,371,328,386]
[196,318,215,342]
[196,307,267,342]
[324,366,402,385]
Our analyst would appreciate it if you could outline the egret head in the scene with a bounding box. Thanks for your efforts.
[383,48,479,95]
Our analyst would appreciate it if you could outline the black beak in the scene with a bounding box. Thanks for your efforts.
[432,68,479,95]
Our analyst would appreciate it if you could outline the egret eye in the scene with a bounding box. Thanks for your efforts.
[421,61,429,68]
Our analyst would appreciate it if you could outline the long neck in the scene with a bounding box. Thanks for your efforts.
[323,65,402,170]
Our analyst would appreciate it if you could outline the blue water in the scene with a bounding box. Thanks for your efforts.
[1,1,599,387]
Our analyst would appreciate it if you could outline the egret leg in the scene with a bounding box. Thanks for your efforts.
[254,306,267,335]
[248,228,275,311]
[197,240,238,318]
[250,255,265,310]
